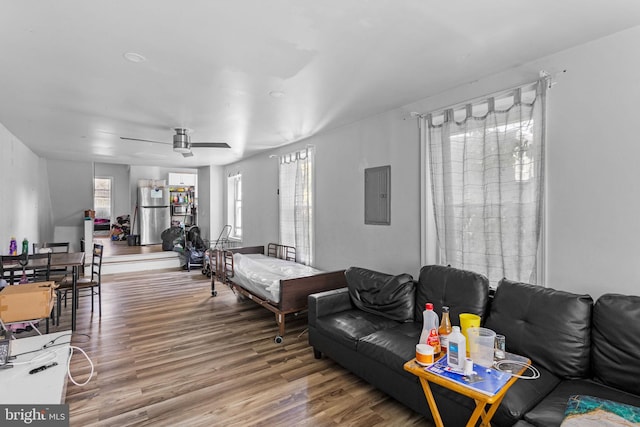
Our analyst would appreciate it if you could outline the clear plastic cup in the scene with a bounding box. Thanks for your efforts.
[466,327,496,368]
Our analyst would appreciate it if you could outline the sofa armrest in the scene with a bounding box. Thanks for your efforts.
[308,287,352,327]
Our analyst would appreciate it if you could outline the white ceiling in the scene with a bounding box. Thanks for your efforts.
[1,1,640,167]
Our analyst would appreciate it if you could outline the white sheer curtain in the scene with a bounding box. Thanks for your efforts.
[279,147,314,265]
[423,79,546,284]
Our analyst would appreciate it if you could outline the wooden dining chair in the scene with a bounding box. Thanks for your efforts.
[0,253,51,284]
[33,242,70,283]
[1,255,22,284]
[32,242,70,254]
[28,252,52,283]
[56,243,103,323]
[0,256,12,284]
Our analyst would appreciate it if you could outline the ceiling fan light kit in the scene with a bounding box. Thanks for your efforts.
[120,127,230,157]
[173,128,192,153]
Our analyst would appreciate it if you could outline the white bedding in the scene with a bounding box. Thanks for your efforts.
[231,253,323,303]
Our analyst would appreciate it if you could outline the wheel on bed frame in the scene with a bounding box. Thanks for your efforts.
[274,335,283,344]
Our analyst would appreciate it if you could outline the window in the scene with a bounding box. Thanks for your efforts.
[94,177,113,221]
[279,147,314,265]
[227,174,242,239]
[421,80,547,285]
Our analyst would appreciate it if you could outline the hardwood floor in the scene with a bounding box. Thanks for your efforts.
[49,268,434,426]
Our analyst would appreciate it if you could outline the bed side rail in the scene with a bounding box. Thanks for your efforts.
[267,243,296,262]
[222,245,265,282]
[222,250,234,281]
[226,245,265,255]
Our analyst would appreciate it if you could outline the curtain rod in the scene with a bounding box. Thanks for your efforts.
[413,69,565,119]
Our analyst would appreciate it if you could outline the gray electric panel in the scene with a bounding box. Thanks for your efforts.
[364,165,390,225]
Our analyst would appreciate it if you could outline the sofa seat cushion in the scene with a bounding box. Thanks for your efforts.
[524,379,640,427]
[591,293,640,396]
[485,279,593,379]
[314,309,401,351]
[491,363,562,426]
[357,323,422,379]
[345,266,415,322]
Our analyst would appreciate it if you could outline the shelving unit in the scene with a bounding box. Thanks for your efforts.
[169,186,197,227]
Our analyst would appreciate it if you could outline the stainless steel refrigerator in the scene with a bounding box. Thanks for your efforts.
[138,186,170,245]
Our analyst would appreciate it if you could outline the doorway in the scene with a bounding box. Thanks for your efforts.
[94,176,113,237]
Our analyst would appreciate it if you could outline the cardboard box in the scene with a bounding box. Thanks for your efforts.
[0,281,56,323]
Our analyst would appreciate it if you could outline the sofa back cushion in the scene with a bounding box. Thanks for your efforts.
[415,265,490,324]
[592,293,640,395]
[345,267,415,322]
[485,279,593,379]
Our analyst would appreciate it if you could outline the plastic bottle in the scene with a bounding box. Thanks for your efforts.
[9,237,17,255]
[21,238,29,255]
[438,306,453,354]
[419,303,441,354]
[447,326,466,372]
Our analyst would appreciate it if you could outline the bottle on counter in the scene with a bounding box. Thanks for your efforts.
[419,303,441,354]
[9,237,17,255]
[21,238,29,255]
[438,306,453,354]
[447,326,466,372]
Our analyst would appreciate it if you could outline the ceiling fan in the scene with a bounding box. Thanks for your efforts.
[120,127,230,157]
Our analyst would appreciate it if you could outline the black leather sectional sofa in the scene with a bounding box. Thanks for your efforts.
[308,265,640,426]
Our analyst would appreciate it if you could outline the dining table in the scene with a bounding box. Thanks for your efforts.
[1,252,86,331]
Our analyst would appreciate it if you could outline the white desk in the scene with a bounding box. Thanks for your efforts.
[0,332,71,404]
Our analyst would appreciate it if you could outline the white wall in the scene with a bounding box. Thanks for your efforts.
[228,26,640,299]
[198,166,212,239]
[0,124,50,253]
[46,159,94,252]
[197,165,225,241]
[225,108,420,277]
[312,109,420,276]
[224,153,279,249]
[535,27,640,299]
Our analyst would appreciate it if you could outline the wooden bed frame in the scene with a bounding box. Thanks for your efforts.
[210,243,346,343]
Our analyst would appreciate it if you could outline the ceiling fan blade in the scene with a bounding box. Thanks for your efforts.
[190,142,231,148]
[120,136,171,145]
[182,151,194,158]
